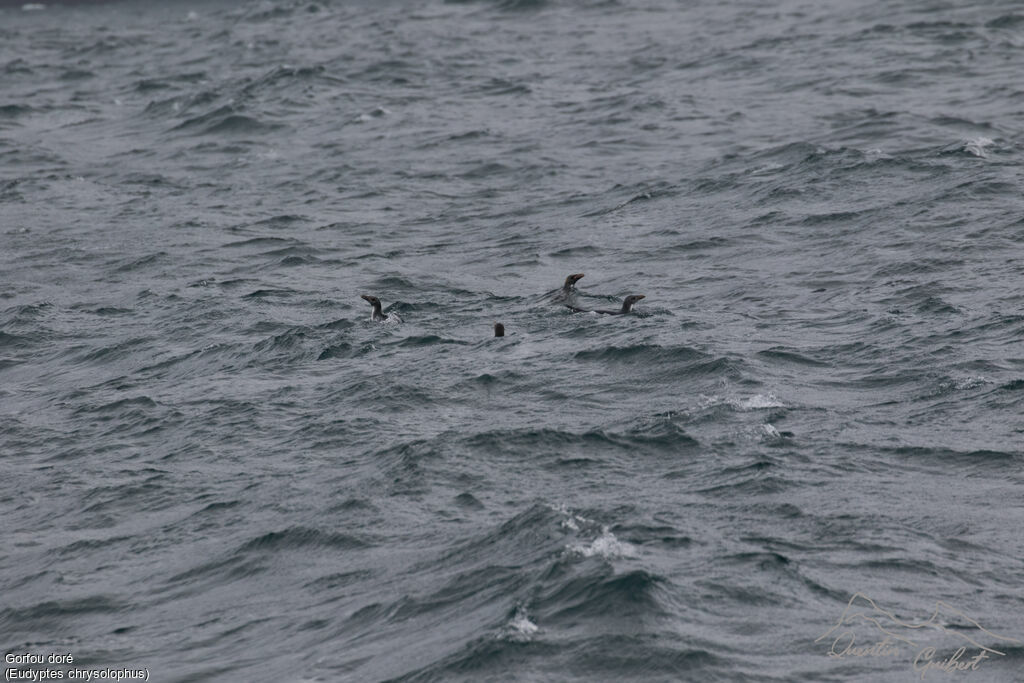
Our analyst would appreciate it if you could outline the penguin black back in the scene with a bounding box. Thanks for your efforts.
[566,294,645,315]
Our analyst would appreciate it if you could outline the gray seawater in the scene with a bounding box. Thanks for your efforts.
[2,0,1023,681]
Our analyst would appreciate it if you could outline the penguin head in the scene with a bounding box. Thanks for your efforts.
[622,294,646,311]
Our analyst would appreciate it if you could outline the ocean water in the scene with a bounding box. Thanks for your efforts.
[2,0,1023,681]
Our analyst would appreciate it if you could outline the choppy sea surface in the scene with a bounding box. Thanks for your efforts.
[2,0,1023,681]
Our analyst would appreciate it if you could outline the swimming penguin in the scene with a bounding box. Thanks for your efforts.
[544,272,585,303]
[566,294,645,315]
[494,322,505,337]
[360,294,402,322]
[562,273,585,294]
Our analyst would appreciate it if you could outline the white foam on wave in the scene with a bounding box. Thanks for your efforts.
[551,505,636,559]
[502,606,539,642]
[356,106,391,123]
[22,3,46,10]
[962,137,994,158]
[748,162,783,176]
[942,376,991,391]
[739,393,786,410]
[697,393,786,411]
[549,502,592,531]
[568,527,638,559]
